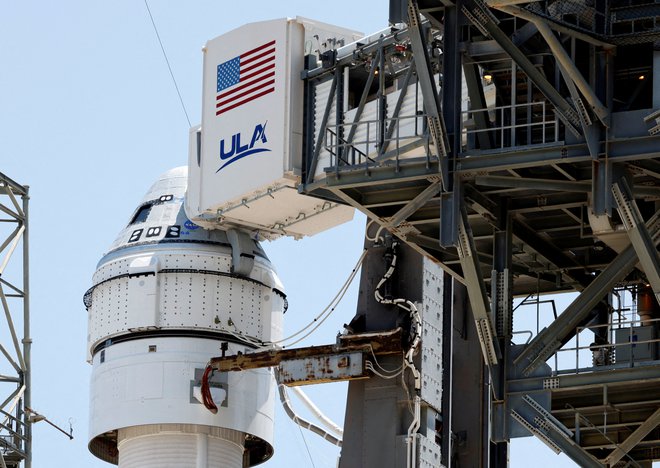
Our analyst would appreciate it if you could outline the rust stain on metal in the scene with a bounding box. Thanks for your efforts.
[209,328,403,373]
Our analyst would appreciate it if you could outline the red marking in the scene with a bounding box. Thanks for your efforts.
[239,62,275,84]
[241,54,275,75]
[216,87,275,116]
[241,47,275,67]
[240,40,276,59]
[216,79,275,109]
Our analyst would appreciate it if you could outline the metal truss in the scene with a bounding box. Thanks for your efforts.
[0,173,30,468]
[299,0,660,465]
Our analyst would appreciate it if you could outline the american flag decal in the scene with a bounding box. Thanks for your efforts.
[216,40,276,116]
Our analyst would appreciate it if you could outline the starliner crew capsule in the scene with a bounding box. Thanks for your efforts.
[84,167,285,467]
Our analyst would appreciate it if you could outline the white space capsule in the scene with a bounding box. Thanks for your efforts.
[85,167,284,467]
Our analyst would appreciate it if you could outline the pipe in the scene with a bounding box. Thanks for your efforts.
[290,387,343,437]
[406,395,421,468]
[275,371,342,446]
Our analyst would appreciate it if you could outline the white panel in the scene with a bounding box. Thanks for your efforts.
[88,248,285,356]
[312,78,337,180]
[417,433,443,468]
[127,270,159,332]
[90,338,275,446]
[421,257,443,412]
[197,19,296,212]
[185,18,355,239]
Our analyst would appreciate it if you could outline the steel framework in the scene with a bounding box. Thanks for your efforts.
[298,0,660,465]
[0,173,30,468]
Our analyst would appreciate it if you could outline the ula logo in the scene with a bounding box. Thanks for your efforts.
[217,121,270,172]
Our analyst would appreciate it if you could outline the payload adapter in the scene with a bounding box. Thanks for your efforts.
[84,167,285,467]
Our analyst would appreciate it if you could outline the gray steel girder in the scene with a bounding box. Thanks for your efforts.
[612,179,660,304]
[406,0,450,186]
[461,0,582,133]
[307,74,337,183]
[510,395,603,467]
[602,407,660,466]
[456,206,502,371]
[514,213,660,376]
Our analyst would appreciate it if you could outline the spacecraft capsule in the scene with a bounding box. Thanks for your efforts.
[85,167,284,467]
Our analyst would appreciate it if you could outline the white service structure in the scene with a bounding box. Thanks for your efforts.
[185,17,361,239]
[85,167,285,467]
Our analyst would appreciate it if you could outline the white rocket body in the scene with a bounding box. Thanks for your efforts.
[85,167,284,467]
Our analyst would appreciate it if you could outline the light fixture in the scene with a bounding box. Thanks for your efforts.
[638,74,646,80]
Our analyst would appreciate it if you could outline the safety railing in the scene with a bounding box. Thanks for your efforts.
[461,101,560,151]
[323,113,432,174]
[513,290,660,375]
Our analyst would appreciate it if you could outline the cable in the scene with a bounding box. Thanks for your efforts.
[209,248,367,350]
[373,241,422,364]
[200,365,218,414]
[365,361,404,379]
[296,424,317,468]
[367,347,405,375]
[143,0,191,127]
[365,220,387,243]
[269,248,367,347]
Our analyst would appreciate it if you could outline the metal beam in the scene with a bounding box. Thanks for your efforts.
[456,206,501,370]
[345,50,380,148]
[603,406,660,466]
[328,186,467,285]
[384,179,442,228]
[0,173,27,197]
[612,179,660,303]
[514,213,660,376]
[210,329,403,373]
[463,59,494,150]
[407,0,450,186]
[307,74,337,183]
[523,13,609,127]
[377,65,415,159]
[462,0,582,133]
[458,136,660,173]
[463,184,590,285]
[476,175,590,192]
[510,395,603,467]
[494,5,615,49]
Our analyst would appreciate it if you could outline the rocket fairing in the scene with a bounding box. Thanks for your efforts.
[84,167,284,467]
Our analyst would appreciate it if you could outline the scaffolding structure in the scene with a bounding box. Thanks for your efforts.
[0,173,30,468]
[297,0,660,465]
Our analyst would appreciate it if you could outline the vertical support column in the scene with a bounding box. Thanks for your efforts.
[339,236,425,468]
[441,273,454,468]
[490,201,512,467]
[451,282,489,468]
[442,1,462,156]
[510,60,517,147]
[336,65,345,166]
[654,42,660,109]
[22,190,31,468]
[439,1,462,248]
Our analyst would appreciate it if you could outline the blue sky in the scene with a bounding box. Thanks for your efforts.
[0,2,578,466]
